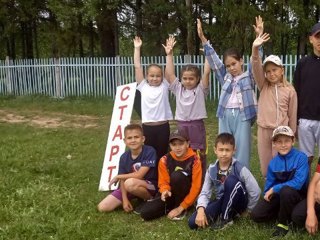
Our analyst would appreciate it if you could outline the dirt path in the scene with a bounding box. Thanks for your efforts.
[0,109,101,128]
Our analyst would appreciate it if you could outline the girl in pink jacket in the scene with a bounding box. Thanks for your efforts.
[251,32,297,177]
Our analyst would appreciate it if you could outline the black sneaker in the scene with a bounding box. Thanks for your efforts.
[211,216,234,230]
[270,224,289,239]
[171,210,187,221]
[133,201,146,215]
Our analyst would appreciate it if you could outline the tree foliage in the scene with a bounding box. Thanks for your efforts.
[0,0,319,59]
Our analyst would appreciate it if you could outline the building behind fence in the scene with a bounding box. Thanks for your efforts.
[0,55,298,101]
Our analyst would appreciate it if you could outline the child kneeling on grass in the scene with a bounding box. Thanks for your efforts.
[251,126,309,238]
[97,124,158,213]
[188,133,261,230]
[140,129,202,221]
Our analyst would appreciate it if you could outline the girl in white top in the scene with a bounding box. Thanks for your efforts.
[163,36,210,180]
[134,36,173,160]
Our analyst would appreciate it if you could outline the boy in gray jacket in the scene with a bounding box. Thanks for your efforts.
[188,133,260,230]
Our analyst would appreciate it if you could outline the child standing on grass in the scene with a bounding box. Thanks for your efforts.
[140,129,202,221]
[97,124,158,213]
[197,17,262,169]
[251,126,309,238]
[134,36,173,160]
[294,22,320,170]
[251,31,297,178]
[188,133,260,230]
[163,35,210,178]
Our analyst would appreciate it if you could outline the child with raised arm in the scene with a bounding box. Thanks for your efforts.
[163,35,211,178]
[97,124,158,213]
[251,126,309,238]
[134,36,173,160]
[197,17,262,169]
[251,28,297,178]
[139,129,202,221]
[188,133,260,230]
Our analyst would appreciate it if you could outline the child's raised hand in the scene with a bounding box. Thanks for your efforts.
[252,33,270,48]
[197,18,207,43]
[162,35,176,55]
[253,15,264,37]
[133,36,142,48]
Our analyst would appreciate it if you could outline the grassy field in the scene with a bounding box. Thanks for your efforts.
[0,96,316,240]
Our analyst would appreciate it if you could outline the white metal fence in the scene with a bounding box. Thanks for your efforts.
[0,55,299,101]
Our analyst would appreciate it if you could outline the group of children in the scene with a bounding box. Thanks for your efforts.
[97,17,320,238]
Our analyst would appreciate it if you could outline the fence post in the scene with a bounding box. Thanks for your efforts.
[115,55,121,97]
[54,57,62,98]
[5,56,12,94]
[184,54,191,64]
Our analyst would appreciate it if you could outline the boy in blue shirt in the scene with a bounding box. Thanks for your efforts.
[251,126,309,238]
[188,133,260,230]
[97,124,158,213]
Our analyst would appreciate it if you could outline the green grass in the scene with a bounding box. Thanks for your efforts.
[0,96,316,240]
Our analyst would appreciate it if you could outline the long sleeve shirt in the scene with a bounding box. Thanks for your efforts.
[251,54,297,132]
[158,148,202,209]
[203,41,257,122]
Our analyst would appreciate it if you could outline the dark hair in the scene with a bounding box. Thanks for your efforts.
[214,133,235,147]
[146,64,162,74]
[180,64,201,80]
[124,123,144,136]
[223,48,242,64]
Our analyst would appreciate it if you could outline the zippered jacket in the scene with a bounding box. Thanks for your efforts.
[196,158,261,211]
[264,147,309,194]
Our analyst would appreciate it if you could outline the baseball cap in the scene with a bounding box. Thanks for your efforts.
[310,22,320,36]
[169,129,189,142]
[272,126,294,140]
[263,55,283,68]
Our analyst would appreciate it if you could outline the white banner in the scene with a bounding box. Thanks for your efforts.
[99,83,137,191]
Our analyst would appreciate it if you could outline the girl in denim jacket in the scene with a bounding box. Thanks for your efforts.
[196,17,263,169]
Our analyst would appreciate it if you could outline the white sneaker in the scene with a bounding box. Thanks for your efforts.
[172,210,187,221]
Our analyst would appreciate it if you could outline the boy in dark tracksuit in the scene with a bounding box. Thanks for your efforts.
[251,126,309,238]
[188,133,260,230]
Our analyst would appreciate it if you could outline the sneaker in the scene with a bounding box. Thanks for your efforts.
[171,210,187,221]
[133,201,146,215]
[211,216,234,231]
[270,224,289,239]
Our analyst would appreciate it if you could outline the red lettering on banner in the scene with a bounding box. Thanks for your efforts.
[120,86,130,101]
[112,125,122,141]
[118,105,128,120]
[109,145,119,161]
[107,165,117,182]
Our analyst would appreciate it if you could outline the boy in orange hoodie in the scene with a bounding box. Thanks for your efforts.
[140,129,202,221]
